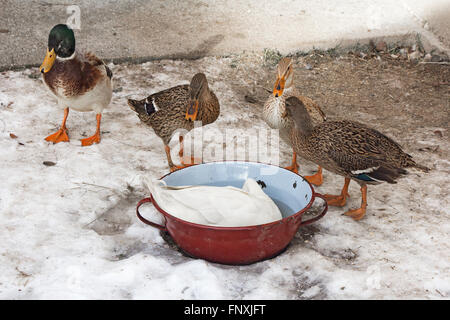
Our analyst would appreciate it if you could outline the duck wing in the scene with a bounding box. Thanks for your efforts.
[328,150,407,184]
[148,85,189,112]
[128,85,189,116]
[83,51,112,79]
[128,85,191,145]
[313,121,410,183]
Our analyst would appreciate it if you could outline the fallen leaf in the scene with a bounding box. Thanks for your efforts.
[418,145,439,153]
[10,133,18,139]
[43,161,56,166]
[433,130,443,138]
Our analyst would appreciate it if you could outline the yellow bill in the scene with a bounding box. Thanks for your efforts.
[39,48,56,73]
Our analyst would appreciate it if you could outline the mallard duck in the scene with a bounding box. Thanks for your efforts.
[263,57,326,186]
[285,96,429,220]
[40,24,112,146]
[128,73,220,172]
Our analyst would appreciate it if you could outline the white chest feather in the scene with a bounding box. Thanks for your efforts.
[44,76,112,113]
[263,97,287,129]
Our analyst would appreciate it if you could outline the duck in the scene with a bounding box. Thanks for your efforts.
[128,73,220,172]
[40,24,113,146]
[262,57,326,186]
[146,178,282,227]
[285,96,429,220]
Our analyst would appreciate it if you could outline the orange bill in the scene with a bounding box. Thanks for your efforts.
[273,76,286,97]
[185,100,199,121]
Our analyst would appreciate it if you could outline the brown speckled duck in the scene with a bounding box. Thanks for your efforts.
[263,57,326,186]
[128,73,220,172]
[40,24,113,146]
[285,96,429,220]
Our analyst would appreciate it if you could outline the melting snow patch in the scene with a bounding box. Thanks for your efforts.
[0,56,448,299]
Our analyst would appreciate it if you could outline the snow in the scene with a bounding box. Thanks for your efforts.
[0,56,449,299]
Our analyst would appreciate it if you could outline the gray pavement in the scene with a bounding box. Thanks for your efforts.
[0,0,449,70]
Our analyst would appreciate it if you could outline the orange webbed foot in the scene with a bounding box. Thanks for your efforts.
[284,162,299,174]
[344,185,368,221]
[80,132,101,147]
[46,108,70,144]
[285,152,299,174]
[344,206,366,221]
[169,165,186,172]
[304,170,323,186]
[178,135,201,167]
[80,113,102,146]
[45,128,70,144]
[323,193,349,207]
[324,177,351,207]
[180,156,202,167]
[169,157,202,172]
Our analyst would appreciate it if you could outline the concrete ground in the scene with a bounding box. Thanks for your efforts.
[1,0,449,70]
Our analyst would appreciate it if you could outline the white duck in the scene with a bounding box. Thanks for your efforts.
[145,178,282,227]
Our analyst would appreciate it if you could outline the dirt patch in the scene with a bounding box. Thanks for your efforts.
[86,190,140,236]
[229,49,449,135]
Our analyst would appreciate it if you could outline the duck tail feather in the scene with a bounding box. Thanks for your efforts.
[357,166,408,184]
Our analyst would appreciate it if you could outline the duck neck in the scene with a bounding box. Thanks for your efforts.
[296,120,314,137]
[198,88,219,124]
[56,51,76,62]
[292,105,314,137]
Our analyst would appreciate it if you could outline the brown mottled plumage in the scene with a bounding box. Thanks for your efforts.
[286,96,429,220]
[263,57,326,185]
[128,73,220,171]
[43,52,111,98]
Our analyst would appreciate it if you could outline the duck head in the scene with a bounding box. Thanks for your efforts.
[273,57,294,98]
[185,73,208,121]
[40,24,75,73]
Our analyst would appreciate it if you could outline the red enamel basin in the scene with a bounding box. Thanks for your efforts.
[136,161,328,265]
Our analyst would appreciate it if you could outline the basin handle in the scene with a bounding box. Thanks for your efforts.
[136,197,167,231]
[300,192,328,226]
